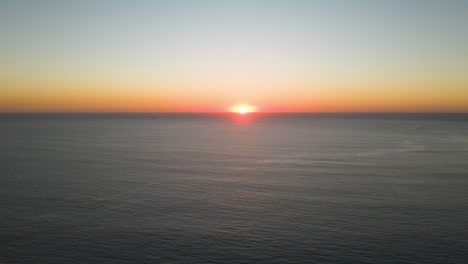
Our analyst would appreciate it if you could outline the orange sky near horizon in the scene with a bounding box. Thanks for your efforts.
[2,76,467,113]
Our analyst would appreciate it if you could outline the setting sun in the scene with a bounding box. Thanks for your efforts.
[230,104,256,114]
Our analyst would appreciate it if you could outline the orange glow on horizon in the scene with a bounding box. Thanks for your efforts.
[1,79,468,113]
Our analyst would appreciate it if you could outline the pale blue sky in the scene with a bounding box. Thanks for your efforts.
[2,0,467,76]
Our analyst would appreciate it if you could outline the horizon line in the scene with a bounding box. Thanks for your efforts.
[1,111,468,115]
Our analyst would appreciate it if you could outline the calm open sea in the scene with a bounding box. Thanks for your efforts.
[1,113,467,263]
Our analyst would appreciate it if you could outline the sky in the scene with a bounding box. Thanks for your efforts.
[1,0,467,113]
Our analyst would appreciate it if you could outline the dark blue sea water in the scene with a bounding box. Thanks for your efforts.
[1,113,468,264]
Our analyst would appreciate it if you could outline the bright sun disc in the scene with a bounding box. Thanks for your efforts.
[230,104,256,114]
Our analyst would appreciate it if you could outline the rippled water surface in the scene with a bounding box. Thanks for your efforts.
[1,113,468,263]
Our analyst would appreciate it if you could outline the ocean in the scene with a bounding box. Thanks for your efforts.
[1,113,467,263]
